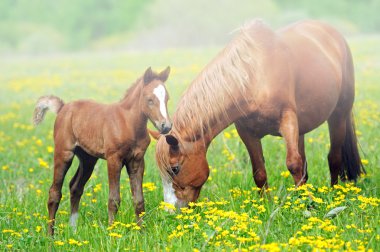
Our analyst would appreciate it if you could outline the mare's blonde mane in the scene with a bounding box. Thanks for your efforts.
[173,20,267,141]
[156,20,271,177]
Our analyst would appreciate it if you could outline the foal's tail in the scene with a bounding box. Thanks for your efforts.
[33,95,64,125]
[341,112,365,181]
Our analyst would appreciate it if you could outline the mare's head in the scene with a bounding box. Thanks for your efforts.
[140,67,172,134]
[155,133,209,207]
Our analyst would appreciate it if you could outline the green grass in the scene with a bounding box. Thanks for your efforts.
[0,37,379,251]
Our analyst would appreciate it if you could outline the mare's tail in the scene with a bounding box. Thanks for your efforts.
[33,95,64,125]
[341,112,365,181]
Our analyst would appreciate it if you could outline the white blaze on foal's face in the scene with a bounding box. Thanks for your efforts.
[153,84,168,119]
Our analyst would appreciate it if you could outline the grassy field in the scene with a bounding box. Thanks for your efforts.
[0,37,379,251]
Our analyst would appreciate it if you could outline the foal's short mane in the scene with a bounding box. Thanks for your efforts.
[173,20,267,142]
[121,70,163,106]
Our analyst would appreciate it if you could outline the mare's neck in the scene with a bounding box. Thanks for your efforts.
[174,100,248,149]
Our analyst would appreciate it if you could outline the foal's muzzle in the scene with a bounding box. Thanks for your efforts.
[159,121,172,134]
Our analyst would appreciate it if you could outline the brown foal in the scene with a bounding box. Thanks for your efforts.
[33,67,171,235]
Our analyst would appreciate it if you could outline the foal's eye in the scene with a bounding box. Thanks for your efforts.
[171,165,180,176]
[148,99,154,105]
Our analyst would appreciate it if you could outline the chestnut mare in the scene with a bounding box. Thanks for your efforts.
[33,67,171,235]
[154,20,364,208]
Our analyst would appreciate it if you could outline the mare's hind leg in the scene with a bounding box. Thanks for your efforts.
[48,147,74,236]
[279,110,305,186]
[69,149,98,228]
[299,135,308,182]
[327,113,347,185]
[235,122,268,192]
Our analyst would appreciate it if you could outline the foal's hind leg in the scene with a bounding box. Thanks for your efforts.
[235,122,268,192]
[279,110,305,186]
[126,157,145,225]
[48,147,74,236]
[327,113,347,185]
[299,135,308,182]
[69,150,98,228]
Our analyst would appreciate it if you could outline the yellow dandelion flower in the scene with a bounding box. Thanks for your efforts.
[47,146,54,153]
[109,232,122,238]
[280,171,290,178]
[35,139,43,146]
[54,241,65,246]
[38,158,49,168]
[159,201,176,212]
[224,132,231,139]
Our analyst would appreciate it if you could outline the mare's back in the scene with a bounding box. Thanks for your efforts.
[276,21,353,133]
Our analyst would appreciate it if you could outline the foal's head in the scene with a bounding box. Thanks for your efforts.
[140,67,172,134]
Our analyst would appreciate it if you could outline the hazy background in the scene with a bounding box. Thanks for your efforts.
[0,0,379,55]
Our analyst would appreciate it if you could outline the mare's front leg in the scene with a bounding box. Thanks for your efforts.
[107,156,123,225]
[298,135,308,182]
[235,122,268,193]
[126,157,145,225]
[279,110,305,186]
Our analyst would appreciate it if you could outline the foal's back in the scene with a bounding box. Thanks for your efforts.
[55,100,139,158]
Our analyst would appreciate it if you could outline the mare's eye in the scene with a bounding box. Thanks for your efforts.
[171,165,180,176]
[148,99,154,105]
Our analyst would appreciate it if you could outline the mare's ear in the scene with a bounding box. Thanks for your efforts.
[166,134,179,154]
[166,134,178,146]
[158,66,170,82]
[143,67,154,85]
[148,129,161,140]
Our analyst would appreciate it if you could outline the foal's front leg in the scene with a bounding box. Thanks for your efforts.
[107,156,123,225]
[279,109,305,186]
[127,158,145,225]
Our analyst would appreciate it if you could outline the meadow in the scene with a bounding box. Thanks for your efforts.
[0,37,379,251]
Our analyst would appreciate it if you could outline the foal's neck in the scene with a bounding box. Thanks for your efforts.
[119,81,147,125]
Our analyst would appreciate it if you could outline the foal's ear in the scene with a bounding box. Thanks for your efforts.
[148,129,161,140]
[158,66,171,82]
[143,67,154,85]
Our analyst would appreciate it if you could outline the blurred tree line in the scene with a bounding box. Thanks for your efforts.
[0,0,379,53]
[277,0,380,32]
[0,0,151,52]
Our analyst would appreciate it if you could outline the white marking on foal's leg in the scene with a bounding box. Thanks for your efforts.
[153,85,168,119]
[162,179,178,212]
[69,212,79,229]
